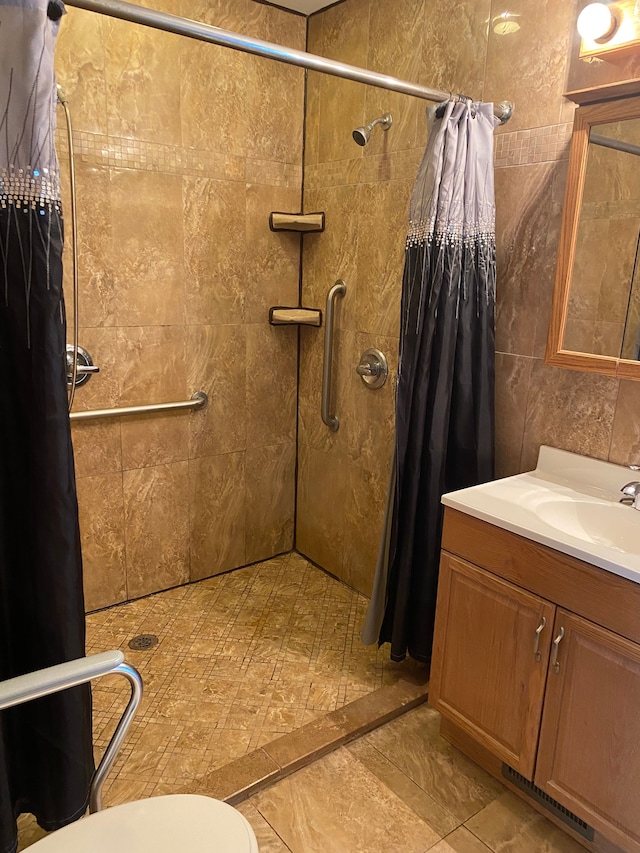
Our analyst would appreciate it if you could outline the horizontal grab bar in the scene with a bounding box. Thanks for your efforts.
[70,391,208,422]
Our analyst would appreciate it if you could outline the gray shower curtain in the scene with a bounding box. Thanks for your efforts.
[362,99,498,663]
[0,2,94,851]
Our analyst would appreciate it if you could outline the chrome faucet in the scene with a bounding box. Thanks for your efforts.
[620,481,640,509]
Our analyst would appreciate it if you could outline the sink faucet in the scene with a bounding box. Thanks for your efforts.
[620,481,640,509]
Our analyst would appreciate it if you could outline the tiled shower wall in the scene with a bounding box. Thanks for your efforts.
[54,0,305,611]
[296,0,640,597]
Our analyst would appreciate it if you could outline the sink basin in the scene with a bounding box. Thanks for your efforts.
[441,446,640,584]
[534,497,640,555]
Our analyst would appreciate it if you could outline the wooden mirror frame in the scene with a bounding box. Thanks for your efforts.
[546,94,640,380]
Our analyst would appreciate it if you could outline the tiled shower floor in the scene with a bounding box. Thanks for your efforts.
[19,551,421,847]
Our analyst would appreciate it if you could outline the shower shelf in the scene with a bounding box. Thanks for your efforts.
[269,211,325,233]
[269,307,322,327]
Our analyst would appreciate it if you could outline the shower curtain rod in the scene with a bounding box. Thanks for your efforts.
[63,0,513,124]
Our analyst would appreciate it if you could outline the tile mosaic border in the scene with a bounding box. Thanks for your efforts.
[494,122,573,169]
[55,130,303,188]
[304,122,574,190]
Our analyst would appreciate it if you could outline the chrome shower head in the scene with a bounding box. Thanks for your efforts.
[352,112,393,146]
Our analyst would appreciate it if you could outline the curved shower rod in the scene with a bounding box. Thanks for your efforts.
[63,0,513,124]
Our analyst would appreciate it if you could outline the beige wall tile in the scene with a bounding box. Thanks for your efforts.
[183,177,246,326]
[363,0,424,156]
[77,473,127,610]
[344,332,397,474]
[110,170,185,327]
[245,184,301,325]
[521,360,618,472]
[421,0,491,98]
[246,324,297,448]
[71,327,122,411]
[190,452,246,580]
[296,445,346,580]
[484,0,573,132]
[495,161,566,358]
[55,9,107,135]
[303,185,360,332]
[494,353,533,480]
[123,462,190,598]
[121,413,189,471]
[103,18,182,145]
[355,180,410,337]
[245,444,296,564]
[317,0,370,164]
[341,462,389,596]
[118,326,187,406]
[187,325,246,459]
[245,56,305,165]
[181,43,249,157]
[61,164,114,330]
[72,421,122,479]
[609,380,640,467]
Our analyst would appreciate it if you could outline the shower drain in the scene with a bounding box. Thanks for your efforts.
[128,633,158,651]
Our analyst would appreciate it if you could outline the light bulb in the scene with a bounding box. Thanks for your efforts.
[577,3,618,42]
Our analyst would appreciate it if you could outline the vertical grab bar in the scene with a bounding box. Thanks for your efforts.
[321,280,347,431]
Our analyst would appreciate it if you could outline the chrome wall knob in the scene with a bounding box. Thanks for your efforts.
[356,348,388,389]
[66,345,99,388]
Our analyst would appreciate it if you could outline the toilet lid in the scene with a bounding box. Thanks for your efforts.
[27,794,259,853]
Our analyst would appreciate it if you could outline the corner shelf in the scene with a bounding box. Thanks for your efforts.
[269,307,322,327]
[269,211,325,233]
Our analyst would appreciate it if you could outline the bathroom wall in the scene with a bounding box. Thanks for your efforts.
[296,0,640,597]
[54,0,305,611]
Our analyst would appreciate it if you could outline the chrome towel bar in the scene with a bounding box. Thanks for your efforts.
[70,391,208,422]
[321,280,346,431]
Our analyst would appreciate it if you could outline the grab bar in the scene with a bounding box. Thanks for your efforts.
[70,391,208,422]
[0,650,143,813]
[321,280,346,431]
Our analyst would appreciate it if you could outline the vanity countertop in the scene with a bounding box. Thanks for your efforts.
[441,446,640,585]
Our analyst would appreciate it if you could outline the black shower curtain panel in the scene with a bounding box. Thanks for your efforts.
[363,99,499,664]
[0,2,94,851]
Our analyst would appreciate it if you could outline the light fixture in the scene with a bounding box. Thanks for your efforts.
[577,2,619,42]
[492,12,521,35]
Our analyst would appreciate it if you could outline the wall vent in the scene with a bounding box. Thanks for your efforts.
[502,764,595,842]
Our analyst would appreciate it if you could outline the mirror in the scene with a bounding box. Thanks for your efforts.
[546,95,640,380]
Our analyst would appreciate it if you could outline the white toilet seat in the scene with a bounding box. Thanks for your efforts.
[26,794,259,852]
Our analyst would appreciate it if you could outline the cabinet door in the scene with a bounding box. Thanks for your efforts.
[430,553,555,778]
[536,610,640,853]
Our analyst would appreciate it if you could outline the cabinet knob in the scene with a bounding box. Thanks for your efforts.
[533,616,547,661]
[551,626,565,673]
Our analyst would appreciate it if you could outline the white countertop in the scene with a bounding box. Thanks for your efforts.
[441,446,640,585]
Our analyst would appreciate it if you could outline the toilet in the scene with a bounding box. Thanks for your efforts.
[26,793,259,852]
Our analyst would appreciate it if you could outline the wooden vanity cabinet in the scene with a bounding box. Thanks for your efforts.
[536,610,640,852]
[431,508,640,853]
[430,554,555,778]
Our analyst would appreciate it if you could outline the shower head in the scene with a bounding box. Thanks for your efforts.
[56,84,68,105]
[352,112,393,146]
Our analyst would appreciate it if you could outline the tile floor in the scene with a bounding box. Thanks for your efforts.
[18,550,417,848]
[16,552,588,852]
[238,703,588,853]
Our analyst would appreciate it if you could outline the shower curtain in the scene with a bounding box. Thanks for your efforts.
[0,2,94,851]
[362,99,498,663]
